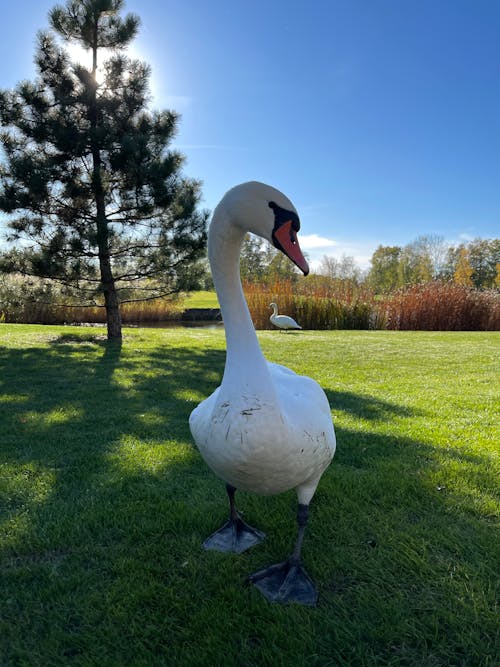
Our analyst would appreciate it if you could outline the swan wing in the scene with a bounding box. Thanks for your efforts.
[268,361,297,376]
[270,364,336,501]
[189,385,221,446]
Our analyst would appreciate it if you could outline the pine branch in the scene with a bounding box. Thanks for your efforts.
[117,289,178,305]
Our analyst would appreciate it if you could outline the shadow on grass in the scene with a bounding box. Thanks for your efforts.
[0,332,497,665]
[0,334,222,534]
[324,388,419,421]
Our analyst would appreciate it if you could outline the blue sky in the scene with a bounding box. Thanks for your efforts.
[1,0,499,268]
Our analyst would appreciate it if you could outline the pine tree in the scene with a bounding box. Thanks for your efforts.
[0,0,208,339]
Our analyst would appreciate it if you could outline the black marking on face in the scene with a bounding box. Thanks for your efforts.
[269,201,300,251]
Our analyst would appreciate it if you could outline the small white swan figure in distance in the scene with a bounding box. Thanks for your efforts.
[269,302,302,331]
[189,182,336,606]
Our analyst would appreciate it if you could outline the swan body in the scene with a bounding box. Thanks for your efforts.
[190,359,333,504]
[269,302,302,331]
[189,181,336,604]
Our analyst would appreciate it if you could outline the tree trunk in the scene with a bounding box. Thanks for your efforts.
[98,236,122,340]
[102,274,122,340]
[93,163,122,341]
[90,26,122,341]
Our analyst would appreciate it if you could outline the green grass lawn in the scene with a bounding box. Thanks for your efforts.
[0,325,498,666]
[180,290,219,309]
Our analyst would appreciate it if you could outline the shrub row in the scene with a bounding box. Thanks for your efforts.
[244,280,499,331]
[1,274,499,330]
[0,274,182,325]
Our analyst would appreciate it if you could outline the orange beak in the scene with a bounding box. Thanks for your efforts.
[273,221,309,275]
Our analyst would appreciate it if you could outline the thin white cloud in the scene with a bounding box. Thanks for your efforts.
[299,233,338,250]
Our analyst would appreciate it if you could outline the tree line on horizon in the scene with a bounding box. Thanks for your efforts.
[238,233,500,293]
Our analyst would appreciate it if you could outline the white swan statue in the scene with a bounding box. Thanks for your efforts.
[189,182,336,605]
[269,302,302,331]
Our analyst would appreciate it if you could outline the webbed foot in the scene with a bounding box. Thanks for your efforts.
[203,517,266,554]
[247,559,317,606]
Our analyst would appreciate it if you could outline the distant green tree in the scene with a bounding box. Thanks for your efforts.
[0,0,207,339]
[368,245,402,292]
[441,245,461,282]
[239,233,304,284]
[443,239,500,288]
[240,233,267,283]
[454,248,473,286]
[467,238,500,288]
[265,250,301,283]
[412,235,448,279]
[398,242,433,285]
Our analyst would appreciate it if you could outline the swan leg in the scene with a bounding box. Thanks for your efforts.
[247,503,317,606]
[202,484,266,554]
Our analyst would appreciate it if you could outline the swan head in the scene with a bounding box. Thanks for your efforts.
[217,181,309,275]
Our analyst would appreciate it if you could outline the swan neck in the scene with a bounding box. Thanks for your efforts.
[208,208,268,386]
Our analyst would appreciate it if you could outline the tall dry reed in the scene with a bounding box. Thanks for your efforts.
[382,282,500,331]
[244,280,381,330]
[51,299,183,325]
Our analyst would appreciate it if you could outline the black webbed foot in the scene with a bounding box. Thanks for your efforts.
[203,517,266,554]
[247,558,317,606]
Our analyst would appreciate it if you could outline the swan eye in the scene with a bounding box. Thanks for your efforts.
[269,202,301,233]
